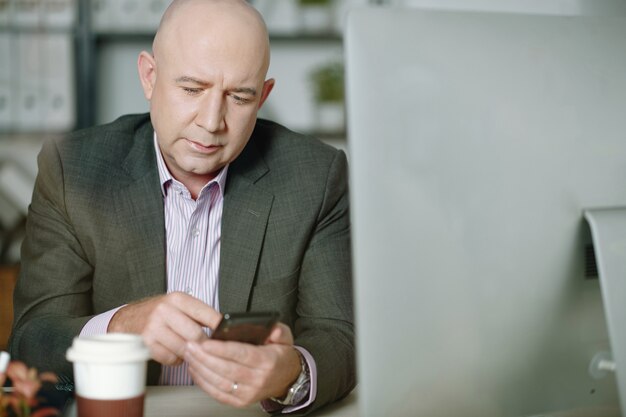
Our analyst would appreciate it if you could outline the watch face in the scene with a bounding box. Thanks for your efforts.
[290,379,311,405]
[275,351,312,406]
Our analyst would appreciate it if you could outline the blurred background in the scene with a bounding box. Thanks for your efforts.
[0,0,388,268]
[1,0,625,349]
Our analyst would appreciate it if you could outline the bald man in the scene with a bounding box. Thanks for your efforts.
[9,0,355,414]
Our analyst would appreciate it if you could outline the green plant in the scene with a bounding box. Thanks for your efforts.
[310,61,344,103]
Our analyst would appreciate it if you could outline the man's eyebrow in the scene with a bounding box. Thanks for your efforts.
[174,77,257,96]
[175,76,209,86]
[232,87,257,97]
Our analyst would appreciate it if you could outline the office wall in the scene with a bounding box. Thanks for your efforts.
[2,0,624,265]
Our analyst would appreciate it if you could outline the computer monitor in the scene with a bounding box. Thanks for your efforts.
[346,7,626,417]
[389,0,626,16]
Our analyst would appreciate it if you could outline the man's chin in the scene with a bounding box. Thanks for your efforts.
[185,163,225,178]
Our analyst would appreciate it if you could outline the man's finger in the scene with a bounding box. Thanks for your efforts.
[149,340,184,366]
[266,322,293,345]
[166,292,222,329]
[159,302,208,343]
[188,366,252,408]
[186,341,258,385]
[193,339,263,368]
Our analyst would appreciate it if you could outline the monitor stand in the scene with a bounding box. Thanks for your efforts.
[585,207,626,417]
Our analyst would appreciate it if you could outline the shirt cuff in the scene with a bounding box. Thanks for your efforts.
[260,346,317,414]
[79,305,126,337]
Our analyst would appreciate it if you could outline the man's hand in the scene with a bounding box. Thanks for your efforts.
[108,292,222,366]
[184,323,303,408]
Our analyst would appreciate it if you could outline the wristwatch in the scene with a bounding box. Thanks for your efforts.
[271,351,311,406]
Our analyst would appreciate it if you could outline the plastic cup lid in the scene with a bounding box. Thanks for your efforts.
[66,333,151,364]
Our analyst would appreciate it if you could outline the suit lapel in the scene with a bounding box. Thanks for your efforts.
[219,137,274,312]
[112,120,166,298]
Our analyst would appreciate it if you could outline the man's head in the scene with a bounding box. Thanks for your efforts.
[138,0,274,190]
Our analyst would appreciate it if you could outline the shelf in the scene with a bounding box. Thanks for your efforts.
[0,26,75,34]
[270,32,342,42]
[92,31,342,43]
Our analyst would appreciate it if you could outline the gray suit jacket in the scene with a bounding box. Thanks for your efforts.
[9,113,355,414]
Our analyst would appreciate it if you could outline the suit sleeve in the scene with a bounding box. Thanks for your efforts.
[9,139,95,379]
[289,150,356,415]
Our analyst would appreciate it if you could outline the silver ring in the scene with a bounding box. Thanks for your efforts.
[231,382,238,394]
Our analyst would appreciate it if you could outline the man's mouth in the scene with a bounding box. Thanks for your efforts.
[184,138,222,154]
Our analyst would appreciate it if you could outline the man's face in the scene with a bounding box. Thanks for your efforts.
[139,26,273,185]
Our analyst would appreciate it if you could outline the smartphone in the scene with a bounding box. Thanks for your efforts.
[211,311,280,345]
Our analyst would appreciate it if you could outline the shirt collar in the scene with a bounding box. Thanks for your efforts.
[153,132,228,198]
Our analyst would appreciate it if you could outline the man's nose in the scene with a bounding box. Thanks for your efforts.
[195,91,226,132]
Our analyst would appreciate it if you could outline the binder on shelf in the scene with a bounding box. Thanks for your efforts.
[0,34,13,131]
[11,0,42,29]
[40,33,75,131]
[109,0,143,31]
[136,0,168,32]
[0,0,9,27]
[41,0,76,29]
[91,0,112,32]
[98,0,167,33]
[253,0,299,34]
[15,33,43,132]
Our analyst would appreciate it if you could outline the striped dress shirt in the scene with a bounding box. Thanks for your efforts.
[155,135,227,385]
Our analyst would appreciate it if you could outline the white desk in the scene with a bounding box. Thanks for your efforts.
[64,386,359,417]
[145,387,358,417]
[11,386,620,417]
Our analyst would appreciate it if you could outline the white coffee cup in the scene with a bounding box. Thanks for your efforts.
[66,333,151,417]
[0,351,10,373]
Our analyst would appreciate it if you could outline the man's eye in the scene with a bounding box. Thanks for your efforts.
[230,94,252,105]
[182,87,201,95]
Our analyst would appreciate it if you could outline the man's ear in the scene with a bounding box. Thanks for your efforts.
[258,78,275,109]
[137,51,157,100]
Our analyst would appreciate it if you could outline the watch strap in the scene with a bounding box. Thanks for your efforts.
[270,350,311,406]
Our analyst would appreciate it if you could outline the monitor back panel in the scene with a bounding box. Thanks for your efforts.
[346,8,626,417]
